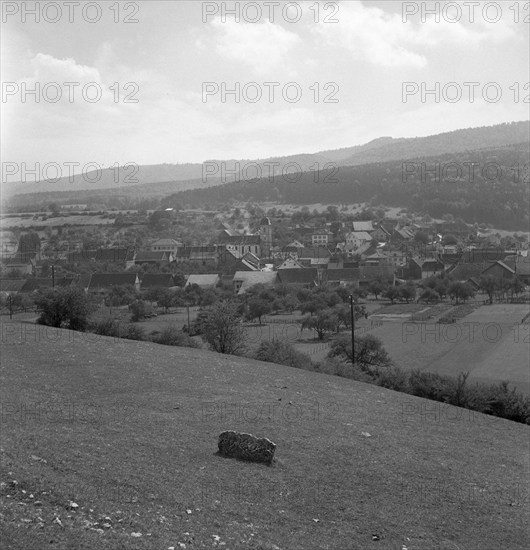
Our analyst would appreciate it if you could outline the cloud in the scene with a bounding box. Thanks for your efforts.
[315,1,516,69]
[29,53,101,83]
[209,19,301,76]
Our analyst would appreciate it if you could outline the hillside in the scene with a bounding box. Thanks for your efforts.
[1,323,528,549]
[166,142,530,230]
[3,121,528,200]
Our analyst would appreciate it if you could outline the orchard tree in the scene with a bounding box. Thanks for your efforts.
[479,275,500,304]
[328,334,392,372]
[245,298,272,325]
[301,309,337,340]
[383,286,400,305]
[200,301,246,355]
[35,287,93,331]
[449,282,475,305]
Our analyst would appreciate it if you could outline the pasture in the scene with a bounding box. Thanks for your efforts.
[368,304,530,395]
[1,323,528,549]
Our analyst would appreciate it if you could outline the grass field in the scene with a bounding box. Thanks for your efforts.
[368,304,530,395]
[1,322,528,549]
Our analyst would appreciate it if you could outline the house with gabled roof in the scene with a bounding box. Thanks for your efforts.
[88,273,140,295]
[408,257,445,280]
[480,260,516,281]
[276,268,319,287]
[95,247,136,264]
[134,251,173,265]
[352,221,374,233]
[325,268,358,286]
[140,273,177,290]
[185,274,220,289]
[0,279,26,296]
[232,271,277,295]
[277,256,304,270]
[150,238,182,254]
[446,262,490,282]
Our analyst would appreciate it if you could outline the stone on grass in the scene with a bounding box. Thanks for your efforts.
[218,431,276,465]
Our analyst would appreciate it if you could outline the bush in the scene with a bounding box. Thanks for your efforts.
[375,366,409,392]
[254,339,310,370]
[130,299,155,322]
[120,324,146,341]
[35,286,92,331]
[91,317,120,337]
[151,325,201,348]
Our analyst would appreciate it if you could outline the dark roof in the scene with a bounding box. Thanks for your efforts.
[298,247,332,259]
[175,246,217,258]
[358,266,394,281]
[65,249,96,262]
[140,273,176,289]
[503,256,530,276]
[95,248,135,262]
[325,268,358,283]
[447,262,492,281]
[1,252,36,264]
[88,273,138,290]
[218,235,261,245]
[0,279,26,293]
[276,268,319,285]
[135,251,171,263]
[20,278,53,293]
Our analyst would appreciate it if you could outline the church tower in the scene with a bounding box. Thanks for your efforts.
[258,217,273,258]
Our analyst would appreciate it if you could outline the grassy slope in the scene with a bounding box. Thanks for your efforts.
[0,324,528,550]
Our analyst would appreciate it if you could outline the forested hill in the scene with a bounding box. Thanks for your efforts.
[2,121,528,198]
[165,142,530,230]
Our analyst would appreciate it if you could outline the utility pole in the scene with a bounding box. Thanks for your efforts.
[51,265,55,288]
[8,295,13,320]
[187,302,190,333]
[349,294,355,366]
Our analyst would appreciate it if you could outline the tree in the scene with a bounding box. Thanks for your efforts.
[301,309,337,340]
[383,286,400,305]
[448,282,475,305]
[419,288,440,304]
[245,298,272,325]
[479,275,500,304]
[369,280,386,300]
[108,284,137,306]
[49,203,60,216]
[130,299,155,321]
[157,288,177,313]
[200,301,246,354]
[510,276,525,298]
[35,287,92,331]
[254,339,310,370]
[399,283,416,304]
[328,334,392,372]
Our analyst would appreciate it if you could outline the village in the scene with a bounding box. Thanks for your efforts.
[1,204,529,299]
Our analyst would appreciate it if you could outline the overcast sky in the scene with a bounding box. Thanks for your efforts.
[1,0,529,170]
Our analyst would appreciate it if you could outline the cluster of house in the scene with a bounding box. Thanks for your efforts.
[1,217,529,300]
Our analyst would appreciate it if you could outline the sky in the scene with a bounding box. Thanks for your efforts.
[1,0,529,173]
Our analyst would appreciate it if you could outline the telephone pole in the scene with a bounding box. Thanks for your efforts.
[349,294,355,366]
